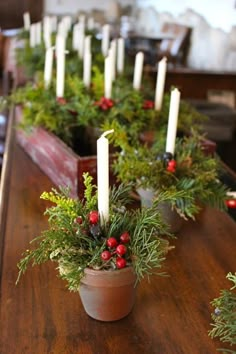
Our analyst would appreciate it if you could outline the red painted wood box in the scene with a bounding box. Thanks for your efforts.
[15,106,116,198]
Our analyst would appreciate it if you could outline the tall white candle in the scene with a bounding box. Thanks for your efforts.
[104,55,112,99]
[78,14,86,28]
[29,24,36,48]
[35,22,41,45]
[155,57,167,111]
[109,39,116,81]
[87,17,95,31]
[72,23,79,50]
[117,37,125,74]
[44,47,54,88]
[51,16,57,32]
[62,15,72,32]
[56,36,66,98]
[84,35,91,56]
[83,51,91,88]
[165,88,181,155]
[23,12,31,30]
[101,24,110,57]
[43,16,52,49]
[78,26,85,59]
[97,129,114,225]
[133,51,144,90]
[58,20,67,37]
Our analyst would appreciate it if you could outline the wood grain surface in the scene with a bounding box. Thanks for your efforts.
[0,122,236,354]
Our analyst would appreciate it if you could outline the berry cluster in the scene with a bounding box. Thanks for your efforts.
[74,211,131,269]
[94,97,114,111]
[56,96,67,105]
[101,232,130,269]
[142,100,154,109]
[74,210,102,240]
[157,152,177,173]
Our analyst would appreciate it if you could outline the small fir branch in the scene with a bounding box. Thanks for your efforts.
[83,172,97,210]
[209,272,236,352]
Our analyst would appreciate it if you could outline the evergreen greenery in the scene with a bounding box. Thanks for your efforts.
[209,272,236,353]
[113,131,229,220]
[15,28,104,79]
[16,173,174,291]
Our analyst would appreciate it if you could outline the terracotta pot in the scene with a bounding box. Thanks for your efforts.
[79,267,137,321]
[137,187,183,233]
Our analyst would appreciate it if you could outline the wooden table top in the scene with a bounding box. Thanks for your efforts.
[0,110,236,354]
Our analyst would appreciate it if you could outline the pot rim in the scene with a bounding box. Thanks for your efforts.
[81,266,137,287]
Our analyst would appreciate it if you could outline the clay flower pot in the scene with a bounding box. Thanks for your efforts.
[79,267,137,321]
[137,187,183,233]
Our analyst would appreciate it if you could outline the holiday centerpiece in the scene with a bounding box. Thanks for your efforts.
[105,86,228,232]
[209,272,236,353]
[16,143,175,322]
[4,15,207,199]
[112,130,229,231]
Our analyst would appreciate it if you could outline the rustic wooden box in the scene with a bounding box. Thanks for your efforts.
[15,106,116,198]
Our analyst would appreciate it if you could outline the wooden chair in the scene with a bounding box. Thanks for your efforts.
[126,22,192,67]
[157,22,192,66]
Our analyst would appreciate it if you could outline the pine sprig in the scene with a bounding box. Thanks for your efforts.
[209,272,236,352]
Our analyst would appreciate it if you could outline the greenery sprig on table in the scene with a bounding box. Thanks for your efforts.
[209,272,236,353]
[16,173,175,291]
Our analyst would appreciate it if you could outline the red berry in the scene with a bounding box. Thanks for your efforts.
[74,216,83,224]
[120,232,130,244]
[166,165,176,173]
[101,251,111,261]
[116,257,127,269]
[116,244,127,256]
[106,237,118,248]
[89,211,99,224]
[56,97,67,105]
[168,159,177,168]
[226,199,236,208]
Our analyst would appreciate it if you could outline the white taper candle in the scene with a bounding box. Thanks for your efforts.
[43,16,52,49]
[165,88,181,155]
[101,24,110,57]
[23,12,31,30]
[44,47,54,88]
[104,55,112,99]
[109,39,116,81]
[117,37,125,74]
[97,129,114,225]
[83,51,91,88]
[56,36,66,98]
[155,57,167,111]
[29,24,36,48]
[133,51,144,90]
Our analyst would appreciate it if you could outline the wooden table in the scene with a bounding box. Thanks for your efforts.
[0,109,236,354]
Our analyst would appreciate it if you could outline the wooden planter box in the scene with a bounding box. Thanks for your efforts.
[15,106,116,198]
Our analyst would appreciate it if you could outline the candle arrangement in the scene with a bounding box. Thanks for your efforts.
[9,11,235,330]
[16,170,173,321]
[8,13,230,227]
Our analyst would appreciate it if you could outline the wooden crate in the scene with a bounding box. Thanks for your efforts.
[15,106,116,198]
